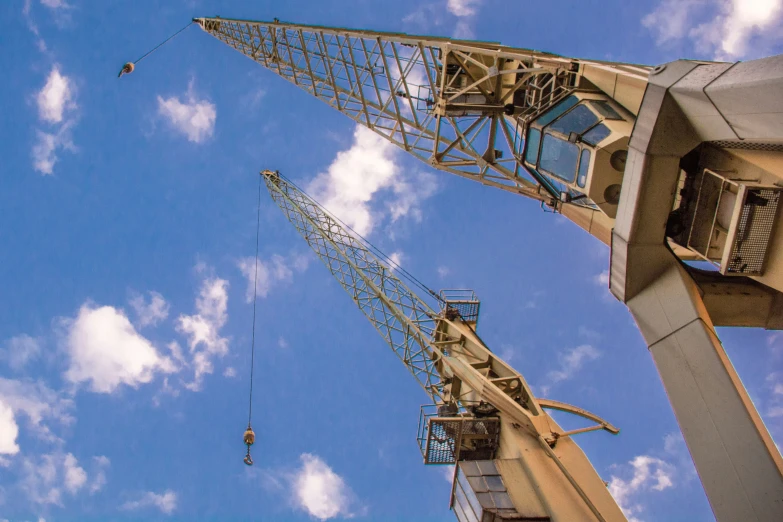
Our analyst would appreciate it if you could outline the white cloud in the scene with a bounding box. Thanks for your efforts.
[293,454,354,520]
[89,455,110,494]
[0,378,74,444]
[157,80,216,143]
[41,0,70,8]
[278,337,289,349]
[594,270,610,286]
[643,0,783,59]
[0,399,20,455]
[223,366,237,378]
[642,0,706,44]
[31,123,76,175]
[20,452,90,505]
[31,65,78,175]
[447,0,482,17]
[540,345,600,395]
[129,291,170,328]
[121,489,178,514]
[308,126,398,236]
[1,334,42,371]
[608,455,676,521]
[61,304,176,393]
[36,66,75,124]
[238,253,308,303]
[63,453,87,493]
[177,276,230,390]
[387,251,404,271]
[308,125,436,237]
[436,266,450,279]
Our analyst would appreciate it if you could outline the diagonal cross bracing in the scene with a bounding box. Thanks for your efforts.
[195,17,597,201]
[263,172,444,403]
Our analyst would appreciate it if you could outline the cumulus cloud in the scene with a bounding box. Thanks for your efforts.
[0,399,20,455]
[237,253,309,303]
[609,455,677,521]
[0,378,74,445]
[157,80,216,143]
[308,125,436,237]
[594,270,610,286]
[31,65,78,175]
[36,66,75,124]
[447,0,482,17]
[223,366,237,378]
[643,0,783,59]
[61,304,176,393]
[1,334,42,371]
[539,345,600,395]
[129,291,170,328]
[176,276,230,390]
[40,0,70,8]
[293,454,354,520]
[20,452,91,505]
[121,490,178,515]
[31,125,76,175]
[89,455,110,494]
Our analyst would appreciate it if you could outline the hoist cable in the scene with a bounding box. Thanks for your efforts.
[133,21,194,65]
[119,21,195,77]
[248,174,262,427]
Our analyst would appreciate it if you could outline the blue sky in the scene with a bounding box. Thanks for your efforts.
[1,1,783,521]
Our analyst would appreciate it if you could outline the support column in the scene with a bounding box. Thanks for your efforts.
[626,261,783,521]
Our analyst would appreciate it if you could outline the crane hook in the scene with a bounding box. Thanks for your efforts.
[243,425,255,466]
[118,62,135,78]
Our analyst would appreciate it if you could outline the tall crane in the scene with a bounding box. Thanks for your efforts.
[261,169,625,521]
[193,17,783,520]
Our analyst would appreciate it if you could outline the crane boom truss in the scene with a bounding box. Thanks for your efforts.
[195,16,604,201]
[263,171,443,401]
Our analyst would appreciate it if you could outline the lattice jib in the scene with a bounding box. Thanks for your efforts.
[264,172,443,401]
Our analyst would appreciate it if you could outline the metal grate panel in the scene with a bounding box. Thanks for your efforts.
[421,416,500,464]
[440,289,481,323]
[725,189,781,275]
[710,140,783,152]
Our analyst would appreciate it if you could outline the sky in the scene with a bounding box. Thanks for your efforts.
[1,0,782,521]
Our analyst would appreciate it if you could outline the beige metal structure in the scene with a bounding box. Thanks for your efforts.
[194,17,783,520]
[262,170,626,521]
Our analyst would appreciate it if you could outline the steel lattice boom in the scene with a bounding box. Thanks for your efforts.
[262,170,443,402]
[196,17,648,202]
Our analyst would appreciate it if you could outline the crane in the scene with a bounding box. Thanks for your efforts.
[191,16,783,520]
[261,169,625,521]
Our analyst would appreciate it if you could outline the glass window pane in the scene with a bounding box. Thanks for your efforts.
[582,124,611,146]
[591,100,623,120]
[453,495,470,522]
[540,134,579,183]
[492,492,515,510]
[455,484,480,522]
[485,475,506,492]
[535,95,578,127]
[477,492,495,509]
[461,461,480,477]
[525,128,541,165]
[468,476,488,493]
[477,461,499,476]
[549,104,599,135]
[577,149,591,188]
[460,475,483,519]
